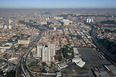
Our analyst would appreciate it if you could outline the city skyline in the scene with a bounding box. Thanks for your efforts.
[0,0,116,9]
[0,3,116,77]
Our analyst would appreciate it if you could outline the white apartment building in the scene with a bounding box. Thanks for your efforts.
[37,44,55,63]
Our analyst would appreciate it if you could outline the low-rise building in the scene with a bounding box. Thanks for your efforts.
[72,48,85,67]
[56,72,62,77]
[58,62,68,69]
[18,39,30,47]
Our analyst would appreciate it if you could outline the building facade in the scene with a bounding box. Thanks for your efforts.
[37,44,55,64]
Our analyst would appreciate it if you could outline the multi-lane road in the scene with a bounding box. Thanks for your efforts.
[13,32,42,77]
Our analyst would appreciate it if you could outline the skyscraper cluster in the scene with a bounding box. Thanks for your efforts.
[86,18,94,23]
[37,44,55,64]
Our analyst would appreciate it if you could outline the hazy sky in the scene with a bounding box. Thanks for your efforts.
[0,0,116,9]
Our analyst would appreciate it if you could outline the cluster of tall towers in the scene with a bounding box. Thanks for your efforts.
[86,18,94,23]
[37,44,55,64]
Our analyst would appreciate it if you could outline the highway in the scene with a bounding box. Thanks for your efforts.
[21,32,42,77]
[14,32,42,77]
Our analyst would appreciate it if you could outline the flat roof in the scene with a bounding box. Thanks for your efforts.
[73,48,79,54]
[58,62,68,69]
[76,59,85,67]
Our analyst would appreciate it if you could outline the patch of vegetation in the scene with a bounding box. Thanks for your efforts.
[5,71,15,77]
[76,68,89,74]
[100,20,116,24]
[3,53,11,60]
[22,61,26,70]
[30,52,33,57]
[0,70,3,76]
[28,64,40,68]
[41,68,47,73]
[18,20,40,29]
[98,38,116,54]
[104,29,116,33]
[17,67,23,77]
[55,46,74,61]
[18,20,52,31]
[14,44,21,52]
[0,59,3,63]
[42,62,47,67]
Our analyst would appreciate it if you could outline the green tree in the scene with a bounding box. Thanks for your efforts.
[30,52,33,57]
[58,55,62,61]
[42,62,47,67]
[41,68,47,73]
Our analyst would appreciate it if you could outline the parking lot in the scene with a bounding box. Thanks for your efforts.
[78,48,111,68]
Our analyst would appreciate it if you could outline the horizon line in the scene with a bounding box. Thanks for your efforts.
[0,7,116,10]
